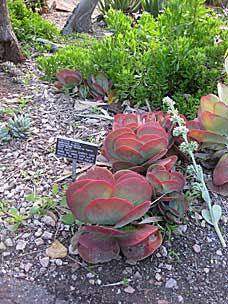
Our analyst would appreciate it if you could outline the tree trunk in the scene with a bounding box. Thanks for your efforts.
[61,0,99,35]
[0,0,25,63]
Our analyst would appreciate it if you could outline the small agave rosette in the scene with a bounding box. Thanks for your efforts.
[146,163,188,224]
[102,121,169,172]
[66,167,162,263]
[188,83,228,186]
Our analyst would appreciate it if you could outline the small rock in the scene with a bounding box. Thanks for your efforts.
[177,295,184,303]
[39,257,49,268]
[35,228,43,237]
[155,273,162,281]
[124,286,135,294]
[134,271,142,280]
[35,238,44,246]
[41,215,56,227]
[160,246,168,257]
[46,240,67,259]
[42,231,53,240]
[193,244,201,253]
[86,272,95,279]
[0,242,6,251]
[55,259,63,266]
[204,267,210,274]
[96,279,102,285]
[89,279,95,285]
[24,263,33,273]
[165,278,178,289]
[158,301,169,304]
[175,225,187,234]
[5,238,13,247]
[16,240,27,251]
[216,250,223,256]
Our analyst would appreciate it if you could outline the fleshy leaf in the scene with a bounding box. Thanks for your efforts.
[67,180,113,222]
[78,166,114,184]
[83,225,125,236]
[217,83,228,104]
[202,209,213,225]
[78,232,120,264]
[188,129,227,145]
[85,198,133,225]
[113,177,152,206]
[114,201,151,228]
[213,153,228,186]
[201,111,228,136]
[213,101,228,118]
[212,204,222,224]
[200,94,219,112]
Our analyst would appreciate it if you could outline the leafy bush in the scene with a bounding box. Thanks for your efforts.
[99,0,141,14]
[8,0,60,45]
[38,1,228,117]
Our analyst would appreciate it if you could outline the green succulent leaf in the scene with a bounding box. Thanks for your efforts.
[202,209,213,225]
[211,204,222,224]
[61,213,76,225]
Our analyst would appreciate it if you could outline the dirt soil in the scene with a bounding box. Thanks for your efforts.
[0,9,228,304]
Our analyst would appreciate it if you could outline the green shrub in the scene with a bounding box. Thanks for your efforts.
[8,0,61,46]
[38,2,228,118]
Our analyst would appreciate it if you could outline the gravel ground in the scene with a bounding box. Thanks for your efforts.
[0,14,228,304]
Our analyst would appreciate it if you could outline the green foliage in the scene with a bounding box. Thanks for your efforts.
[38,3,228,117]
[8,114,31,139]
[141,0,167,16]
[23,0,47,12]
[98,0,141,14]
[8,0,60,48]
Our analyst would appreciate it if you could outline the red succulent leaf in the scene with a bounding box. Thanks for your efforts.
[213,153,228,186]
[200,111,228,136]
[113,177,152,206]
[156,155,178,170]
[200,94,219,112]
[77,232,120,264]
[213,101,228,118]
[114,201,151,228]
[188,129,227,145]
[66,179,91,207]
[137,123,168,141]
[112,160,139,171]
[115,137,143,151]
[143,148,168,166]
[54,81,64,89]
[120,229,162,262]
[113,170,141,183]
[114,145,144,164]
[140,138,168,160]
[78,166,114,184]
[67,180,113,222]
[102,127,135,160]
[56,69,82,86]
[84,198,134,225]
[83,225,125,236]
[146,173,163,194]
[113,113,139,130]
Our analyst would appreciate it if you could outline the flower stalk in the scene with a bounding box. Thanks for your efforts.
[163,96,226,248]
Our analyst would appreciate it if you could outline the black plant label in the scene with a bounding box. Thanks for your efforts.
[56,136,98,164]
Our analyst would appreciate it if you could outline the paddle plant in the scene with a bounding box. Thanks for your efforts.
[66,166,162,263]
[188,83,228,187]
[102,117,171,172]
[146,163,188,224]
[55,69,82,90]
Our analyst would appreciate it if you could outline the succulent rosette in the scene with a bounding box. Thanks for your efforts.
[146,163,188,224]
[55,69,82,90]
[188,83,228,186]
[66,166,162,263]
[102,120,170,172]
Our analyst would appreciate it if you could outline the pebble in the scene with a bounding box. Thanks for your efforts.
[216,250,223,256]
[204,267,210,274]
[134,271,142,280]
[35,238,44,246]
[178,295,184,303]
[124,286,135,294]
[5,238,13,247]
[158,301,169,304]
[96,279,102,285]
[86,272,95,279]
[39,257,50,268]
[175,225,188,234]
[41,215,56,227]
[55,259,63,266]
[24,263,33,273]
[42,231,53,240]
[160,246,168,257]
[16,240,27,251]
[35,228,43,237]
[89,279,95,285]
[155,273,162,281]
[193,244,201,253]
[165,278,178,289]
[46,240,67,259]
[0,242,6,251]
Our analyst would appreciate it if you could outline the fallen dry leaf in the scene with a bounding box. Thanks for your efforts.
[46,240,67,259]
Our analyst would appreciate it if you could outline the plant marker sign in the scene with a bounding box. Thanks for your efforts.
[56,136,98,181]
